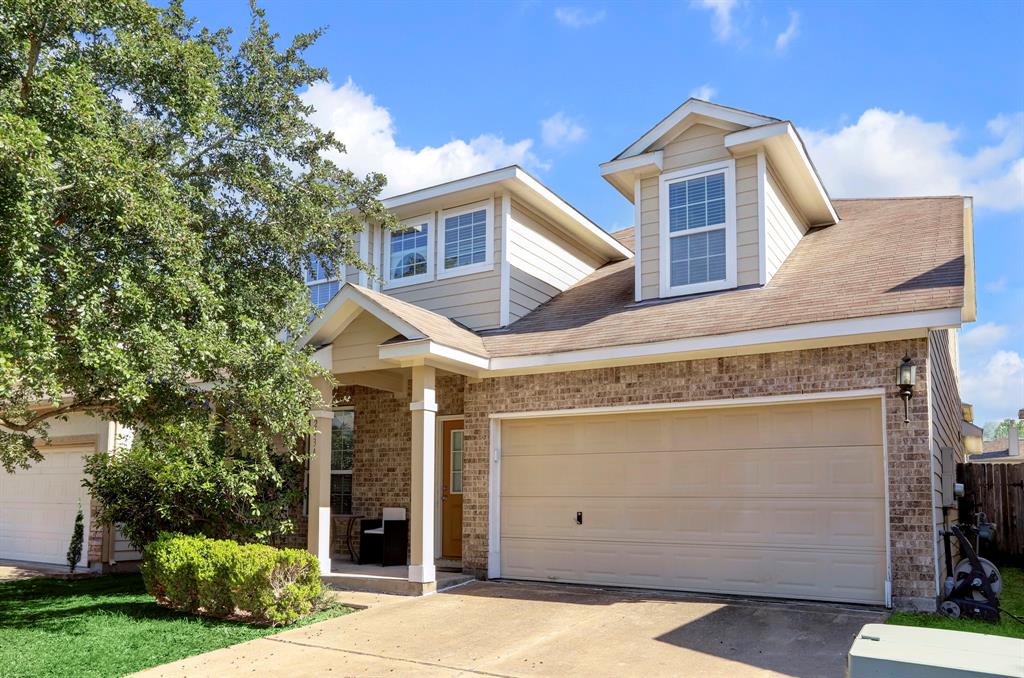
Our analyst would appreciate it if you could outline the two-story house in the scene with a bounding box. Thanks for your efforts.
[6,99,973,612]
[293,99,974,612]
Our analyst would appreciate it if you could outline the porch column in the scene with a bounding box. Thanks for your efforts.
[409,365,437,583]
[307,377,333,575]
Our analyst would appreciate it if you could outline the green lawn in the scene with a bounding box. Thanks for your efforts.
[888,566,1024,639]
[0,575,352,678]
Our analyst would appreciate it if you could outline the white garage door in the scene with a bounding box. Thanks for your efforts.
[0,447,91,567]
[499,399,887,604]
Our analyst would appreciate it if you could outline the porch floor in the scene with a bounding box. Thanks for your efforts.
[322,560,474,596]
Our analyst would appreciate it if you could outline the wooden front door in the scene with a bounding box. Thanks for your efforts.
[441,419,464,559]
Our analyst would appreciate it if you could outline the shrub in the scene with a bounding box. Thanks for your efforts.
[66,504,84,573]
[142,533,322,625]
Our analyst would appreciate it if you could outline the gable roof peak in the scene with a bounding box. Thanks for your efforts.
[614,98,779,161]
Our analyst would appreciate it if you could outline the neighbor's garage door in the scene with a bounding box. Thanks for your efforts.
[499,399,887,604]
[0,447,91,567]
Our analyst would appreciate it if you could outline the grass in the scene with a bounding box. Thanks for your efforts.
[0,574,352,678]
[887,565,1024,639]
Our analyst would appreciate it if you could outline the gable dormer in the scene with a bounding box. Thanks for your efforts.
[600,99,837,302]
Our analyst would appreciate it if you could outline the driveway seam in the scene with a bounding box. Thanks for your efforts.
[263,636,518,678]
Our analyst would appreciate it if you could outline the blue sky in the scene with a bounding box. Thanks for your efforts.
[184,0,1023,428]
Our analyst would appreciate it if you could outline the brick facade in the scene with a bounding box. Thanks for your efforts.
[307,339,939,609]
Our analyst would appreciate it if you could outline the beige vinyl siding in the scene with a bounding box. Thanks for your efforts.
[640,123,760,299]
[386,195,504,330]
[331,312,401,373]
[735,155,759,286]
[639,176,659,300]
[929,328,963,570]
[764,162,809,282]
[506,199,601,322]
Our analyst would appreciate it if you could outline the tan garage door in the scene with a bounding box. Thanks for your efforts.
[0,447,91,567]
[499,398,887,604]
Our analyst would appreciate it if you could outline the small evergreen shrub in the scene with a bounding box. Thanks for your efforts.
[142,533,322,625]
[66,504,84,573]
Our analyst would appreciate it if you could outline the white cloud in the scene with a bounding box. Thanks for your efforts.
[691,0,738,42]
[541,112,587,148]
[554,7,606,28]
[803,109,1024,210]
[961,350,1024,425]
[301,79,538,197]
[985,276,1009,293]
[774,10,800,52]
[689,84,717,101]
[961,322,1010,349]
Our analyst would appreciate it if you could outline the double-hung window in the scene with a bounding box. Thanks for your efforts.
[305,258,341,310]
[330,409,355,515]
[385,214,433,288]
[438,200,493,278]
[659,159,736,297]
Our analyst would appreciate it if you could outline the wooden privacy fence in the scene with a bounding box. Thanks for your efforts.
[958,461,1024,564]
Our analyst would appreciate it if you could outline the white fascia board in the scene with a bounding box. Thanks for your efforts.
[725,122,838,226]
[599,151,664,200]
[377,339,489,371]
[487,308,963,373]
[615,99,775,160]
[299,284,425,348]
[382,167,518,210]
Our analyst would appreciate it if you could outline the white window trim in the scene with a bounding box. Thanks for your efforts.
[384,213,435,290]
[330,407,354,514]
[658,159,737,298]
[436,198,495,280]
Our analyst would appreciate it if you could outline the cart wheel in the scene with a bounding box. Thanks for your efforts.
[953,557,1002,600]
[939,600,962,618]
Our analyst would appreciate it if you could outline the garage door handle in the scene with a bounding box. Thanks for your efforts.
[576,511,583,525]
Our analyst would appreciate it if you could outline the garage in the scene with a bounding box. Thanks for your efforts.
[498,398,887,604]
[0,447,91,567]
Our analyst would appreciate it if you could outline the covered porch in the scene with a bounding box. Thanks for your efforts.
[300,284,488,595]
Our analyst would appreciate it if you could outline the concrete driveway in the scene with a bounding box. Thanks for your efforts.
[136,580,885,678]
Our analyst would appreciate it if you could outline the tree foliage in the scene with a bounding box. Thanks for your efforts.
[0,0,395,539]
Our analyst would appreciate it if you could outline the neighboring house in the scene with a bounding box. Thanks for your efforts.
[0,412,139,569]
[8,99,975,612]
[971,417,1022,462]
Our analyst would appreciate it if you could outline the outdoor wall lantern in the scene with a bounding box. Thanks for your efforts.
[897,353,916,424]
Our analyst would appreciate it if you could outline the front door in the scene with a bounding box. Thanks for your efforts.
[441,419,464,559]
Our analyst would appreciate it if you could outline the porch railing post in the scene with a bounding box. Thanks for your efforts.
[409,364,437,584]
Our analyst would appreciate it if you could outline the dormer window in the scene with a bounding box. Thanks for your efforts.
[385,214,434,288]
[438,199,494,279]
[659,159,736,297]
[305,258,340,310]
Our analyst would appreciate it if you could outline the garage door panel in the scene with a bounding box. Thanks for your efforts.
[501,538,885,604]
[503,447,883,499]
[502,495,884,550]
[0,448,90,566]
[499,399,887,604]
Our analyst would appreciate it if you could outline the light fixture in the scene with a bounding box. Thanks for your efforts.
[897,353,916,424]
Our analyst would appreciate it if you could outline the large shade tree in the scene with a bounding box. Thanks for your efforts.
[0,0,393,542]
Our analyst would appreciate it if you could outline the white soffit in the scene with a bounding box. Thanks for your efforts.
[724,122,838,226]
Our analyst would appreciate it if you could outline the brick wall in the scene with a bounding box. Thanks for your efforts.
[462,339,937,609]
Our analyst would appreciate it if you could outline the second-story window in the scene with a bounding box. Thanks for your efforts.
[659,159,736,297]
[385,214,433,287]
[305,258,340,310]
[439,200,493,278]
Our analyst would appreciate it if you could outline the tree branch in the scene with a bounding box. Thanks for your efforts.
[20,29,43,105]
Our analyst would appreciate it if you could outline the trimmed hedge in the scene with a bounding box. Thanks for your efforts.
[142,533,323,626]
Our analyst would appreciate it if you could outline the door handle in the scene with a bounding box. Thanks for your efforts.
[576,511,583,525]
